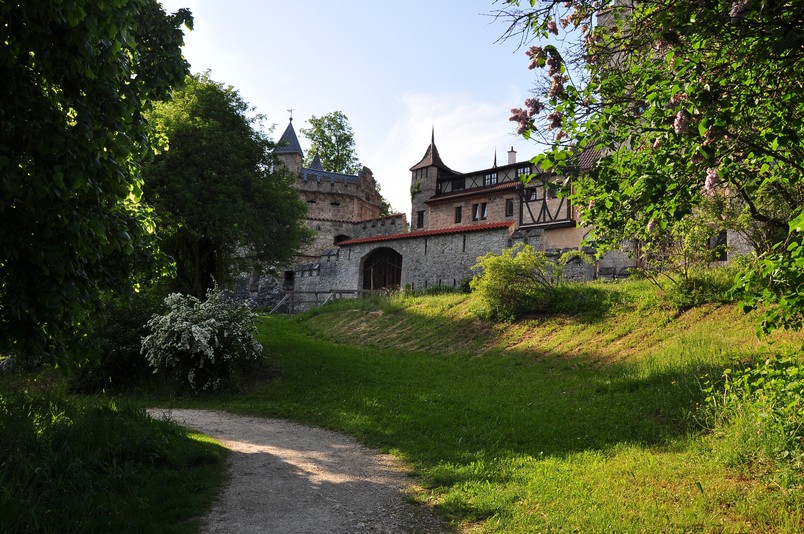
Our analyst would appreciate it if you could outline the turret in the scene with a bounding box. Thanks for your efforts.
[275,119,304,176]
[409,128,456,231]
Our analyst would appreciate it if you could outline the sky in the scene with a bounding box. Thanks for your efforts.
[157,0,543,216]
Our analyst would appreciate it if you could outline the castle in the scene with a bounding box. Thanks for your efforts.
[236,119,635,309]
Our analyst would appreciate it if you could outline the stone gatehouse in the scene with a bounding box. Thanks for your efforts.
[236,120,635,308]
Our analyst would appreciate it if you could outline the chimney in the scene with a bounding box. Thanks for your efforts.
[507,146,517,165]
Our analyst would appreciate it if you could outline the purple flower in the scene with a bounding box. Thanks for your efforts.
[730,1,750,21]
[525,98,545,116]
[547,21,558,35]
[510,108,531,134]
[704,168,719,192]
[548,74,565,98]
[673,109,691,134]
[546,111,563,130]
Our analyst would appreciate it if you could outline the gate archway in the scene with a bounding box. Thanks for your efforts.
[362,247,402,290]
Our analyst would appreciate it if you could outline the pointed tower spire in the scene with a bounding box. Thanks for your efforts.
[493,148,498,168]
[410,126,456,173]
[275,119,303,157]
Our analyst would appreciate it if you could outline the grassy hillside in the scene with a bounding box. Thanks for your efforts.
[181,279,803,532]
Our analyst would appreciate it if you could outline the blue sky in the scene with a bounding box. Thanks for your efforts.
[158,0,542,215]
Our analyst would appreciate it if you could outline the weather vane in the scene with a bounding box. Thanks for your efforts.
[287,108,295,121]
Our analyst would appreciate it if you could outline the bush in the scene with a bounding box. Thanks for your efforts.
[704,354,804,484]
[470,244,569,321]
[70,285,168,393]
[141,288,263,392]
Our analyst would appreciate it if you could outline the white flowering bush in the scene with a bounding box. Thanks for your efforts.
[141,288,262,392]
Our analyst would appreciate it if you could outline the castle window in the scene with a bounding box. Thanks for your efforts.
[330,201,340,206]
[307,198,317,204]
[472,204,479,221]
[484,172,498,186]
[481,202,488,220]
[452,178,464,191]
[454,206,462,224]
[517,166,530,179]
[505,198,514,217]
[524,187,537,201]
[416,210,425,229]
[472,203,487,221]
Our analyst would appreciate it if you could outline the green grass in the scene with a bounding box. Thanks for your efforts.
[148,280,803,532]
[0,370,228,534]
[6,279,802,532]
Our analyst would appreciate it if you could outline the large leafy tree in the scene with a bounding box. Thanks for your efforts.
[504,0,804,332]
[0,1,192,362]
[142,73,313,300]
[300,111,362,175]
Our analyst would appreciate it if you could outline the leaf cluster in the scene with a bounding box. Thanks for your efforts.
[142,73,313,298]
[0,1,192,362]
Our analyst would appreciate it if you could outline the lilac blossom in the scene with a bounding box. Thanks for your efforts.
[547,21,558,35]
[510,108,531,134]
[546,111,563,130]
[673,109,691,134]
[730,1,750,21]
[704,168,719,192]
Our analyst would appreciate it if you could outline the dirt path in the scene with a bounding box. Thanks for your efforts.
[147,409,450,534]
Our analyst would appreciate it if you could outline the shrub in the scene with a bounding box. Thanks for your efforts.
[70,285,168,393]
[141,288,263,392]
[470,244,569,321]
[704,354,804,484]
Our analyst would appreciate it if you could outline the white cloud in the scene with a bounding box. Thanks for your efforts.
[366,90,536,216]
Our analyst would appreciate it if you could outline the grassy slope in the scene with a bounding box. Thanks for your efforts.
[188,280,802,532]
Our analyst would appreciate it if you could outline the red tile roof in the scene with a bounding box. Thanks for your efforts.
[337,221,514,246]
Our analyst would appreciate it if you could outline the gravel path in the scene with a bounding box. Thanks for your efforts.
[147,409,450,534]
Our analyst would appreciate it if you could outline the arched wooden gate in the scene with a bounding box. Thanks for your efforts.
[362,247,402,290]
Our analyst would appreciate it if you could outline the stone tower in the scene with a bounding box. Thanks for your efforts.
[275,118,303,176]
[409,129,457,231]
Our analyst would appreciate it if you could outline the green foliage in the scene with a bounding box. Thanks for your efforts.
[0,1,192,363]
[470,243,588,320]
[141,287,263,392]
[143,73,313,299]
[0,394,225,533]
[300,111,361,175]
[704,354,804,485]
[504,0,804,334]
[737,213,804,336]
[69,286,169,393]
[633,215,739,309]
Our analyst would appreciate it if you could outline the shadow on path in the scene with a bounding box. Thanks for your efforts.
[148,408,449,534]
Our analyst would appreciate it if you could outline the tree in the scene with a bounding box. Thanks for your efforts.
[0,1,192,362]
[503,0,804,332]
[300,111,362,175]
[142,73,313,300]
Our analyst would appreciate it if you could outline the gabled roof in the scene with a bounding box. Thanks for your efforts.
[275,120,303,156]
[410,128,458,173]
[336,221,513,247]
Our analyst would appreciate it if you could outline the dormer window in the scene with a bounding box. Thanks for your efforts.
[484,172,498,186]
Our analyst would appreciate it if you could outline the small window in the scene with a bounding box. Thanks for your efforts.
[517,167,530,179]
[484,172,498,186]
[334,234,350,245]
[283,270,295,291]
[472,204,479,221]
[524,187,537,201]
[480,202,488,220]
[452,178,464,191]
[454,206,462,224]
[330,201,340,206]
[416,210,425,229]
[505,198,514,217]
[307,199,317,204]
